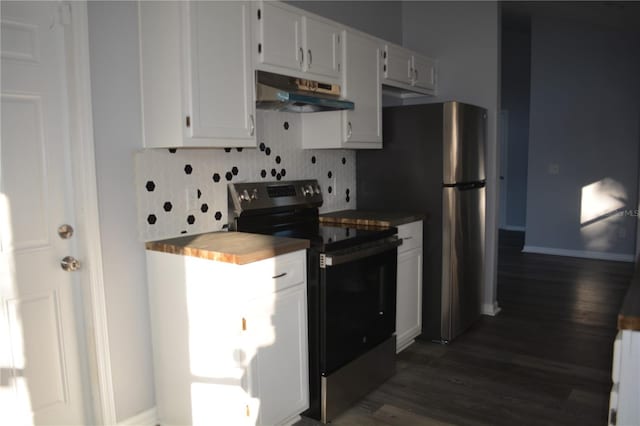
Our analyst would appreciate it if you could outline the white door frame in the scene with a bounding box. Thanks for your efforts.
[63,2,116,424]
[498,109,509,229]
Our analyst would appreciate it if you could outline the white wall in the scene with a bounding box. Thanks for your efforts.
[524,15,640,261]
[501,27,531,229]
[87,2,155,422]
[401,1,501,314]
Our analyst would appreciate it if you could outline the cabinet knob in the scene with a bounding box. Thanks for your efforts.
[299,47,304,67]
[249,114,255,136]
[308,49,312,67]
[414,68,418,82]
[347,121,352,139]
[242,317,247,331]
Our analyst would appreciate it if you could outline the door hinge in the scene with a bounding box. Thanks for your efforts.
[185,116,191,128]
[319,254,326,269]
[609,408,617,425]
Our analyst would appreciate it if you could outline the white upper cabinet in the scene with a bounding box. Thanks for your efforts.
[342,31,383,147]
[383,43,437,95]
[255,2,303,72]
[139,1,256,148]
[411,54,437,91]
[301,30,382,149]
[254,1,342,83]
[302,16,341,80]
[384,44,413,86]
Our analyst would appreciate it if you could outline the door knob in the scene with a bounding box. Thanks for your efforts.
[57,224,74,239]
[60,256,81,272]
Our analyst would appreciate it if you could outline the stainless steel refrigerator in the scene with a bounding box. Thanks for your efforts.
[357,101,486,342]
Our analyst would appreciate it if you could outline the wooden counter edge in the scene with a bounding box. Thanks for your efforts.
[618,314,640,331]
[145,238,310,265]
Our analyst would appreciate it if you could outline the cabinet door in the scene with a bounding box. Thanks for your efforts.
[412,54,436,91]
[343,31,382,146]
[396,247,423,353]
[245,285,309,425]
[303,16,341,80]
[384,44,412,86]
[186,2,255,145]
[257,2,303,72]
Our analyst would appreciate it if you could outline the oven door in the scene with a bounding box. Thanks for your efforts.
[320,238,400,375]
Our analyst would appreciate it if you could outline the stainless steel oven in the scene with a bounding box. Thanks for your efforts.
[229,180,400,424]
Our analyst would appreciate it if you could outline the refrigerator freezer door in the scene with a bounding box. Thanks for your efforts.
[441,185,485,341]
[443,102,487,184]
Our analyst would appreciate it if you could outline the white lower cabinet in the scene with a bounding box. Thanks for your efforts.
[395,220,423,353]
[146,249,309,426]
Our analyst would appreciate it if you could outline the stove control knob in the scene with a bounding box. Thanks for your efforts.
[301,185,311,197]
[250,189,258,200]
[314,185,321,195]
[239,189,250,202]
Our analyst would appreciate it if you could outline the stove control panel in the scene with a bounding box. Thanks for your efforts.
[228,179,323,219]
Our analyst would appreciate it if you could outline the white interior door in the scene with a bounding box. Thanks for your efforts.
[1,2,88,424]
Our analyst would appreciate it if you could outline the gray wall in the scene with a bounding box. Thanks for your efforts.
[87,2,155,421]
[500,27,530,229]
[286,1,403,44]
[401,1,501,312]
[525,15,640,258]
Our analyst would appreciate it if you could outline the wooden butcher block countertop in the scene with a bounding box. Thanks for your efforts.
[618,259,640,331]
[320,209,426,228]
[145,231,310,265]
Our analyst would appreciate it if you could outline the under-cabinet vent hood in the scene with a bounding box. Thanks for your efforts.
[256,71,354,113]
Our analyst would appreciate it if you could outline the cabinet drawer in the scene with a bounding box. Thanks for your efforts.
[242,250,306,296]
[397,220,423,253]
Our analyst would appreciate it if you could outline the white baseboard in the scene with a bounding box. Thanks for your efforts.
[482,302,501,316]
[499,225,525,232]
[117,408,157,426]
[522,245,635,262]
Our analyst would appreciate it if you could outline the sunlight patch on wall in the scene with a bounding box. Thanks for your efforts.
[580,178,627,227]
[580,178,628,251]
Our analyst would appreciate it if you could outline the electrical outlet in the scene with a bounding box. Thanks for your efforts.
[185,188,198,211]
[548,163,560,175]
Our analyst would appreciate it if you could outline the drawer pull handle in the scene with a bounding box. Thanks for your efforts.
[272,272,287,279]
[403,237,413,240]
[242,317,247,331]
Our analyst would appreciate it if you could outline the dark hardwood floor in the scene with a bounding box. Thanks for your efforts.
[296,230,634,426]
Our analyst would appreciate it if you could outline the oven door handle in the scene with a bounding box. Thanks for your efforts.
[321,237,402,267]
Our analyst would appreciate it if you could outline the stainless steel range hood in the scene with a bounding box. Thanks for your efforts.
[256,71,354,113]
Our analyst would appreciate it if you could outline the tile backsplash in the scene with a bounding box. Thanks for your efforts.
[134,111,356,241]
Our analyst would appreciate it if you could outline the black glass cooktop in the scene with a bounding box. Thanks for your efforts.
[240,220,395,252]
[317,224,396,251]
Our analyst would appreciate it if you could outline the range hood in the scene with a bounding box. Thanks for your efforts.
[256,71,354,113]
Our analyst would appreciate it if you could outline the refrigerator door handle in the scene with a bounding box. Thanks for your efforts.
[444,181,486,191]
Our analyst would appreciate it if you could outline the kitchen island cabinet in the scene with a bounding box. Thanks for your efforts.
[609,266,640,426]
[139,1,256,148]
[146,235,309,426]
